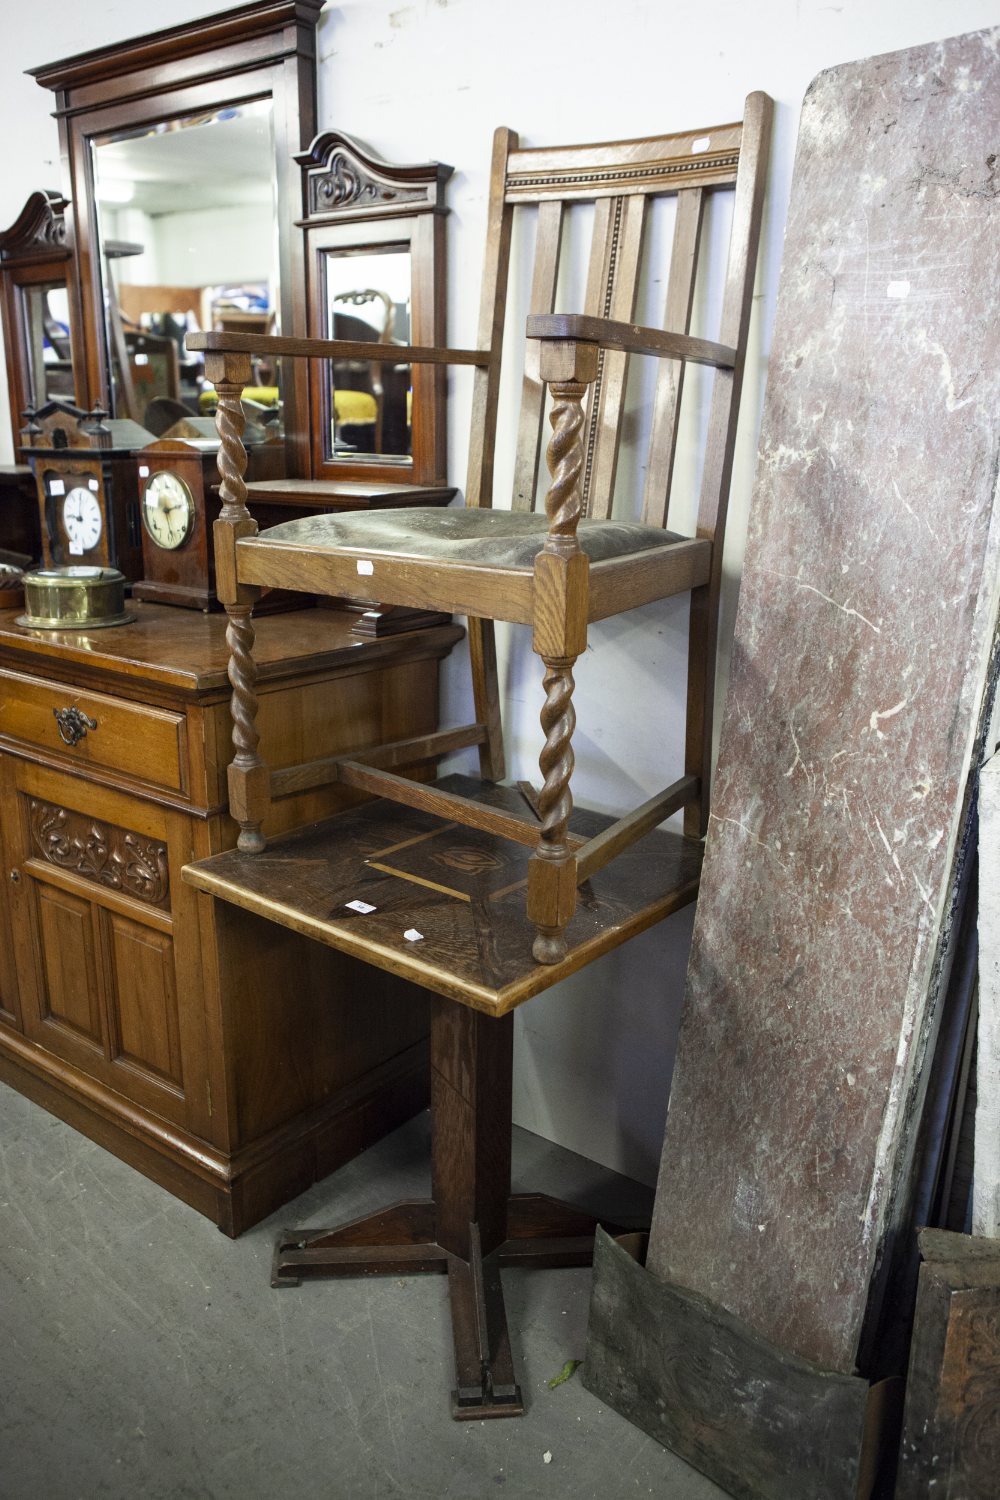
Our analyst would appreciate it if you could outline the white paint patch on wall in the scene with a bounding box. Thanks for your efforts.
[1,0,998,1184]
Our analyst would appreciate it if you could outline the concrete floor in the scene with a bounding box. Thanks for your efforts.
[0,1083,728,1500]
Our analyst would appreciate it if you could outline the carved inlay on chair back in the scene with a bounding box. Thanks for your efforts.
[469,119,754,536]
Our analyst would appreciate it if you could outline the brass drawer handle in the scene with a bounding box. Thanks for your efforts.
[53,706,98,747]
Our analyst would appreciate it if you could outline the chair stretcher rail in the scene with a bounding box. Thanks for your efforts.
[269,724,489,799]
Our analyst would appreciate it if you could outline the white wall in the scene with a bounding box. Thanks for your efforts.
[2,0,996,1184]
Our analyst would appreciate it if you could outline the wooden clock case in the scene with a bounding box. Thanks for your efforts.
[134,431,330,610]
[133,438,218,609]
[21,399,150,578]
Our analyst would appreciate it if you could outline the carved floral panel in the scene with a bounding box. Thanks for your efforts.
[27,797,170,908]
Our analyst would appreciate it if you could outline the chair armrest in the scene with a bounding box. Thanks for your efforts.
[526,313,736,369]
[186,330,490,367]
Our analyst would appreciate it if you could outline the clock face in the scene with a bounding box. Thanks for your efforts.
[62,486,103,555]
[141,471,195,551]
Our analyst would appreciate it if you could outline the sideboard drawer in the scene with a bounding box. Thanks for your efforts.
[0,669,187,794]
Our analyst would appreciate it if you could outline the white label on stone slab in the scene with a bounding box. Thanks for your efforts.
[692,136,711,152]
[403,928,424,942]
[886,280,910,299]
[357,559,374,576]
[345,899,376,914]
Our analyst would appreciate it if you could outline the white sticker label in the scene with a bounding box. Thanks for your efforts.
[138,465,150,478]
[134,353,149,366]
[345,899,377,914]
[357,559,374,576]
[403,928,424,942]
[88,478,100,491]
[886,280,910,299]
[69,540,84,557]
[692,135,711,153]
[49,479,65,496]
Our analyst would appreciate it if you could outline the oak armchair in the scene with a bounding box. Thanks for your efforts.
[188,97,772,972]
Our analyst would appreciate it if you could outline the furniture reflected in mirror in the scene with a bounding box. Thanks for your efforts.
[185,99,773,1418]
[29,0,323,475]
[297,131,453,484]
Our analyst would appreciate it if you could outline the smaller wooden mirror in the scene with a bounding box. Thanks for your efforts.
[0,191,76,459]
[297,132,452,486]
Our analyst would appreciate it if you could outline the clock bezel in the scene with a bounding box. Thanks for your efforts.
[61,482,105,555]
[140,469,196,552]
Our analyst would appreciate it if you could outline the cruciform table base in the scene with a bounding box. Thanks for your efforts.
[269,996,642,1418]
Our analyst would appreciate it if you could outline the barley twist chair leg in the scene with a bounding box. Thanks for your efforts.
[527,350,596,965]
[227,602,267,853]
[529,654,578,963]
[207,351,269,854]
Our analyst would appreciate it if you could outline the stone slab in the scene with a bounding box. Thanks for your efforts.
[648,29,1000,1373]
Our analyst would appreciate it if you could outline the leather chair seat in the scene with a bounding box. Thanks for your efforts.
[258,506,684,570]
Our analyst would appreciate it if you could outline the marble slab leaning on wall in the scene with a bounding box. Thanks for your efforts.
[647,26,1000,1376]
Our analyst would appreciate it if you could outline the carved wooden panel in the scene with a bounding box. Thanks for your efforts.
[28,797,169,908]
[0,189,69,264]
[36,883,103,1049]
[898,1229,1000,1499]
[104,911,182,1090]
[297,130,450,224]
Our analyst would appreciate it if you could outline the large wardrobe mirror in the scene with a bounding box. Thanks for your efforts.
[31,0,322,476]
[91,99,280,428]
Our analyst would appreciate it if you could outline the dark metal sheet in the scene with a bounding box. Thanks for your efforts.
[585,1229,871,1500]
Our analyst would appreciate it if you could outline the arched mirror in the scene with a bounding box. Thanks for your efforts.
[0,191,75,454]
[30,0,322,476]
[298,131,453,486]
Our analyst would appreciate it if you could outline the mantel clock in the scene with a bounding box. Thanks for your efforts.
[21,400,151,579]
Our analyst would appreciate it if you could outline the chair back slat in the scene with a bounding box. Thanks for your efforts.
[473,102,769,549]
[512,198,564,511]
[641,187,706,527]
[465,126,518,509]
[580,193,648,519]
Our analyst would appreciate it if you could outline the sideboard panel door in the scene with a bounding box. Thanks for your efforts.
[35,882,105,1054]
[105,912,183,1090]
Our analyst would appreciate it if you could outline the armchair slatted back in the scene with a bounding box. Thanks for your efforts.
[465,96,770,565]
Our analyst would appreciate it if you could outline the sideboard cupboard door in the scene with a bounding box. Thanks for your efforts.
[0,825,21,1031]
[2,758,191,1129]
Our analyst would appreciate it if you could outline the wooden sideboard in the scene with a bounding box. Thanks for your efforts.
[0,603,461,1233]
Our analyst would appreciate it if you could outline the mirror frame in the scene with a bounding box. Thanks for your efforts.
[297,131,452,486]
[0,191,75,460]
[29,0,323,478]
